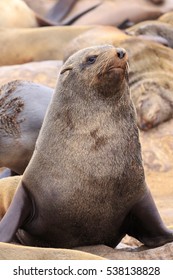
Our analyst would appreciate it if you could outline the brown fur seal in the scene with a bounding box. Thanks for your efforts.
[0,45,172,248]
[0,80,53,177]
[0,26,94,66]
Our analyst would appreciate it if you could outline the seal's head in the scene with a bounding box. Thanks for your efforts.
[59,45,128,100]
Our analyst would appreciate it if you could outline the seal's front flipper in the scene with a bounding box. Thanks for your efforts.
[127,188,173,247]
[0,182,32,243]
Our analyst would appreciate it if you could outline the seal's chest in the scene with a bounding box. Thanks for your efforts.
[62,126,129,180]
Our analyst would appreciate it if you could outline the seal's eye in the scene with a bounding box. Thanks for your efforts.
[86,55,98,65]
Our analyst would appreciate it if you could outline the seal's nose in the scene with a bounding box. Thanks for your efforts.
[116,48,126,59]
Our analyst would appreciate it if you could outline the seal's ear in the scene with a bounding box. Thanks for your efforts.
[60,65,73,74]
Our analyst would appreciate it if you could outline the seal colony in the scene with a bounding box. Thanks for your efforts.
[0,45,172,248]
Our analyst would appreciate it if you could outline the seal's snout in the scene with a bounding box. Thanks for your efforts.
[116,48,126,59]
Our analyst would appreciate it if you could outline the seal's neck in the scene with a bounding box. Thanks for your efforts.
[53,83,134,125]
[36,83,138,153]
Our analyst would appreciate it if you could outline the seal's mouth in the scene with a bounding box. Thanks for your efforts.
[107,66,124,72]
[108,61,129,73]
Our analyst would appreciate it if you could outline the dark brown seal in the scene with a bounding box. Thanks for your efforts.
[0,80,53,177]
[0,45,172,248]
